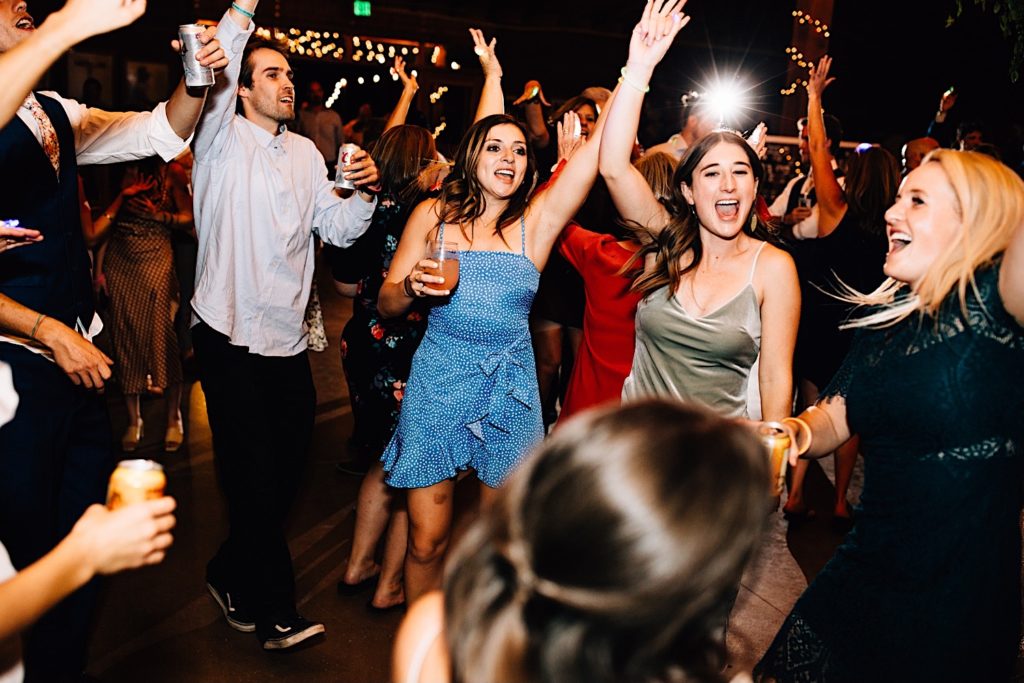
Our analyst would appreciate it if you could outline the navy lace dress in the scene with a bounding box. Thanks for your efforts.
[755,262,1023,682]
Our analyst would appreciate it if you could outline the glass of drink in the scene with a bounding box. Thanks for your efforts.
[426,240,459,292]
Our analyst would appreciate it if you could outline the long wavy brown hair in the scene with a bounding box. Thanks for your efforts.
[435,114,538,244]
[443,400,770,683]
[633,132,767,298]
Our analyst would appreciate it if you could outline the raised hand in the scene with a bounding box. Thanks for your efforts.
[513,80,550,107]
[121,176,156,198]
[629,0,690,69]
[393,56,418,92]
[469,27,502,78]
[938,86,958,113]
[556,110,584,163]
[170,24,228,72]
[746,121,768,160]
[57,0,147,43]
[806,55,835,99]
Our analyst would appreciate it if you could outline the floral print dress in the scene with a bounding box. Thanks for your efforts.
[328,195,428,455]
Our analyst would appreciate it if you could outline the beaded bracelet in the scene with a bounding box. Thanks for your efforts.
[231,2,255,18]
[618,67,650,94]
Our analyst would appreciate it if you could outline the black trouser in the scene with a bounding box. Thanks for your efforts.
[0,343,114,682]
[192,323,316,625]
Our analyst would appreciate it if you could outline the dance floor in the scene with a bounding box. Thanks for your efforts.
[86,266,1023,682]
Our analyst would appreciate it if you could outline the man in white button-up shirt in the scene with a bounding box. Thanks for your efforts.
[190,0,379,652]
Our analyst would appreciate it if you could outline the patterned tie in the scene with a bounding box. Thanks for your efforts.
[23,97,60,176]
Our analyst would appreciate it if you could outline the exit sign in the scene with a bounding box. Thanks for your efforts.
[353,0,371,16]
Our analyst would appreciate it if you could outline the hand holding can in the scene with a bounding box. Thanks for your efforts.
[178,24,216,87]
[107,459,167,510]
[335,143,361,190]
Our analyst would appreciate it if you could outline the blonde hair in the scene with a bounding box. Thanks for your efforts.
[842,149,1024,329]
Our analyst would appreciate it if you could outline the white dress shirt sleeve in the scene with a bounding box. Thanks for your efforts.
[310,161,375,248]
[193,11,255,163]
[768,175,799,218]
[40,92,191,165]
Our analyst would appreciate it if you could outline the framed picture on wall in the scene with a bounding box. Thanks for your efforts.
[67,50,114,108]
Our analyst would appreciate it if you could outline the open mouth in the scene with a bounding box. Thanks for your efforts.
[715,200,740,220]
[280,96,294,105]
[888,230,912,254]
[494,168,515,182]
[15,15,34,30]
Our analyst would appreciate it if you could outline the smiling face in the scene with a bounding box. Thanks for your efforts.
[473,122,528,201]
[680,140,758,240]
[0,0,34,53]
[238,47,296,131]
[574,102,597,140]
[883,161,963,289]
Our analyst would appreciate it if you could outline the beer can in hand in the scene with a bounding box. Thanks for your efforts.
[334,143,360,190]
[107,459,167,510]
[758,422,791,498]
[179,24,215,88]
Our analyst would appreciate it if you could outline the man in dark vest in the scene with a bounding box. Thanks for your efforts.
[768,113,844,240]
[0,2,228,678]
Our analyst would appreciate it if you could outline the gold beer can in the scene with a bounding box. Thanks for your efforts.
[758,422,791,498]
[107,459,166,510]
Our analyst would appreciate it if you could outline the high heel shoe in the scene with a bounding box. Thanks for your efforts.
[165,419,184,452]
[121,419,144,452]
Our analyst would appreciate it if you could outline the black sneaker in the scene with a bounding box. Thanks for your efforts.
[206,580,255,632]
[258,614,326,650]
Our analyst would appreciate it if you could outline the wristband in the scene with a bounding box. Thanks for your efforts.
[29,313,46,341]
[618,67,650,94]
[231,2,255,18]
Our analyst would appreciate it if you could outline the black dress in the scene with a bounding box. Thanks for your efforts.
[328,195,428,455]
[755,262,1024,682]
[790,212,888,391]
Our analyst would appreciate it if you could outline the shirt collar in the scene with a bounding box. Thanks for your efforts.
[237,114,288,148]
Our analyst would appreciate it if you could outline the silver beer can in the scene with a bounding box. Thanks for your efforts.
[178,24,215,88]
[334,143,360,190]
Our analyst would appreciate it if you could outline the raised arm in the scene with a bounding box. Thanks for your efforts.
[512,80,551,148]
[999,220,1024,326]
[0,0,146,128]
[470,28,504,123]
[805,56,846,237]
[191,1,257,162]
[163,27,229,141]
[384,56,419,131]
[599,0,689,234]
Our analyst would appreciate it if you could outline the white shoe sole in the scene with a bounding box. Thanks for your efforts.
[262,623,326,650]
[206,582,256,633]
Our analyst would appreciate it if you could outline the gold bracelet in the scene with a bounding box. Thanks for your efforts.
[781,416,813,456]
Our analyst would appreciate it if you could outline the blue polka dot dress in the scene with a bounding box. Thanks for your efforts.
[381,218,543,488]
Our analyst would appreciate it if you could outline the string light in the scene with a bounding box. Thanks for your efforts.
[432,121,447,139]
[429,86,449,104]
[780,9,833,96]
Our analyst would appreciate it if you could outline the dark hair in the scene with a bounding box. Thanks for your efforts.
[436,114,538,244]
[956,120,985,144]
[971,142,1002,161]
[444,400,770,683]
[236,38,291,114]
[798,114,844,157]
[548,96,598,127]
[842,146,900,236]
[633,132,767,298]
[369,125,437,206]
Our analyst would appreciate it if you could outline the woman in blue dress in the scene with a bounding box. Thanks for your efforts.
[376,60,635,601]
[755,73,1024,679]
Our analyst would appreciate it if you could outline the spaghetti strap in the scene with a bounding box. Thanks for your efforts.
[519,215,527,256]
[748,241,768,283]
[438,221,446,243]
